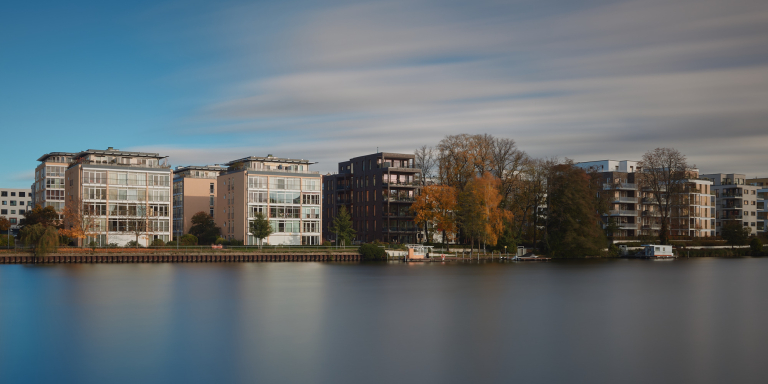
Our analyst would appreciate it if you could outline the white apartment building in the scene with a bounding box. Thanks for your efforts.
[33,152,75,214]
[65,148,173,246]
[216,155,322,246]
[1,188,33,235]
[702,173,759,236]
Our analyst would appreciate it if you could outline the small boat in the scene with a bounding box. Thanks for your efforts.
[404,244,435,262]
[512,253,551,261]
[622,244,675,259]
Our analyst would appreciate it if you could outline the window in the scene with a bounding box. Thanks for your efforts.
[248,177,267,189]
[11,210,16,214]
[19,192,25,197]
[210,183,214,193]
[10,201,16,206]
[0,209,6,214]
[0,191,6,197]
[302,194,320,205]
[302,179,320,191]
[1,201,5,205]
[10,218,17,224]
[11,192,15,196]
[19,201,24,206]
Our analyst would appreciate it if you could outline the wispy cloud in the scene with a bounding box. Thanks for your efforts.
[157,0,768,175]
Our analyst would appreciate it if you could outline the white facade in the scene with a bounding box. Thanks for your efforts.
[576,160,640,173]
[758,188,767,234]
[0,188,33,234]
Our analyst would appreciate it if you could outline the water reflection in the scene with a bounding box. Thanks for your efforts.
[2,259,768,384]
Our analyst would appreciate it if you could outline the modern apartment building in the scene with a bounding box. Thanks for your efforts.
[701,173,759,236]
[172,165,227,239]
[1,188,33,235]
[65,148,173,246]
[748,178,768,234]
[576,160,714,239]
[215,155,321,245]
[322,152,421,244]
[33,152,76,213]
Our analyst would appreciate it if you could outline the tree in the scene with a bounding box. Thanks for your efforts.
[411,185,458,245]
[0,216,11,249]
[510,158,552,247]
[638,148,694,245]
[750,237,763,254]
[459,173,513,250]
[544,161,606,258]
[189,211,221,245]
[329,206,356,246]
[59,199,99,247]
[721,220,751,249]
[20,205,60,229]
[20,223,59,257]
[414,145,436,186]
[249,212,272,249]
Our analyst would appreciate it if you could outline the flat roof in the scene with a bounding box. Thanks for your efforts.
[174,165,228,173]
[73,148,165,160]
[225,156,315,166]
[37,152,77,162]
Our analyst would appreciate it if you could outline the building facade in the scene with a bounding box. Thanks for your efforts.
[701,173,760,236]
[576,160,714,239]
[215,155,321,245]
[1,188,33,236]
[323,152,421,244]
[65,148,173,246]
[33,152,75,214]
[172,165,226,239]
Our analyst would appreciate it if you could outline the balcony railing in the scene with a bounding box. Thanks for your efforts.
[642,210,661,217]
[242,166,320,175]
[383,181,421,187]
[383,212,413,217]
[78,160,171,169]
[603,183,636,190]
[609,210,637,216]
[384,196,415,202]
[613,197,638,203]
[642,224,661,230]
[384,227,419,232]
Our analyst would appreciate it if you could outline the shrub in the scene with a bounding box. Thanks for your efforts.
[750,238,763,254]
[0,236,15,247]
[166,240,177,247]
[229,239,244,246]
[180,234,198,246]
[322,241,331,247]
[125,240,143,248]
[215,237,229,245]
[359,243,387,261]
[107,242,119,248]
[151,239,165,247]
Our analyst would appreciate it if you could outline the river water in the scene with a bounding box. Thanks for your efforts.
[1,258,767,384]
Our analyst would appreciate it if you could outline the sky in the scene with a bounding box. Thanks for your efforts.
[2,0,767,188]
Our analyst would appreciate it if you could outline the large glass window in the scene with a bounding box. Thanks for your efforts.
[302,178,320,191]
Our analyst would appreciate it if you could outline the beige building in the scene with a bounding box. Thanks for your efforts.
[577,160,715,239]
[702,173,759,236]
[216,155,322,245]
[172,165,226,239]
[65,148,173,246]
[33,152,75,214]
[747,178,768,235]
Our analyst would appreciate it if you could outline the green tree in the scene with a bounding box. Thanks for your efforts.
[20,205,60,229]
[544,161,607,258]
[249,212,272,249]
[329,206,356,246]
[20,223,59,257]
[750,237,763,254]
[721,220,751,248]
[188,211,221,245]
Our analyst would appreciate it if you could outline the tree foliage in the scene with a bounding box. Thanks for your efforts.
[457,173,512,249]
[189,211,221,245]
[329,206,356,246]
[59,200,98,245]
[20,223,59,256]
[721,220,751,248]
[249,212,272,248]
[411,185,458,244]
[0,216,10,232]
[750,237,763,254]
[21,205,60,229]
[544,162,606,257]
[180,234,198,246]
[637,148,694,245]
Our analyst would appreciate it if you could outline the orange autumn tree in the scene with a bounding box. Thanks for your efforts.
[60,200,99,247]
[459,173,512,250]
[411,185,458,245]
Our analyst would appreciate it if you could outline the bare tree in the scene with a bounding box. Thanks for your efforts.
[414,145,436,186]
[638,148,694,245]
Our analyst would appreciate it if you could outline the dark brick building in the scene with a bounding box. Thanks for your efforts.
[323,152,422,244]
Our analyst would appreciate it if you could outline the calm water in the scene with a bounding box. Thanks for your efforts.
[2,259,768,384]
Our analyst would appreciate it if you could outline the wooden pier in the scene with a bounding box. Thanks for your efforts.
[0,253,359,264]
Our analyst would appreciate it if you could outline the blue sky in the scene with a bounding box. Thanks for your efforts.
[2,0,768,188]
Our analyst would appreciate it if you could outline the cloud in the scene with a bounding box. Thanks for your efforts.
[167,0,768,175]
[11,171,34,183]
